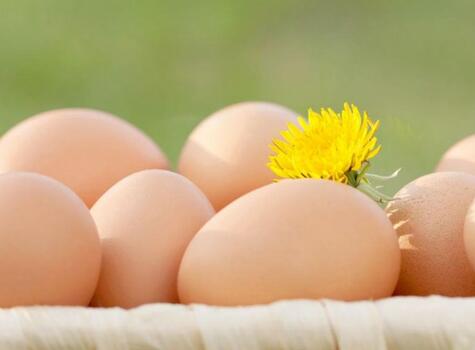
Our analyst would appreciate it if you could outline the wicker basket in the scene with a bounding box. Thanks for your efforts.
[1,296,474,349]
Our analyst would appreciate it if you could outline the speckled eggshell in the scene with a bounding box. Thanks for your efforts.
[91,169,215,308]
[387,172,475,296]
[436,135,475,175]
[0,172,101,307]
[464,199,475,271]
[178,102,297,211]
[0,108,169,207]
[178,179,400,306]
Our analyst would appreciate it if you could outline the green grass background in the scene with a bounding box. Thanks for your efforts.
[0,0,474,194]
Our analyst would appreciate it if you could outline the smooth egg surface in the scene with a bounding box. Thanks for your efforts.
[387,172,475,296]
[436,134,475,175]
[0,172,101,307]
[178,179,400,306]
[178,101,297,211]
[464,199,475,272]
[0,108,169,207]
[91,169,214,308]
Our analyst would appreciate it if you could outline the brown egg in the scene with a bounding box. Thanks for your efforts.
[0,108,169,207]
[387,172,475,296]
[178,179,400,306]
[178,102,297,210]
[0,172,101,307]
[464,199,475,271]
[91,169,214,308]
[437,135,475,175]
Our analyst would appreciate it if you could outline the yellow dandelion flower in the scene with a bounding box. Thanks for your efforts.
[268,103,399,204]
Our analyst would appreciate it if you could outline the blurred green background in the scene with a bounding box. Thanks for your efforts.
[0,0,474,194]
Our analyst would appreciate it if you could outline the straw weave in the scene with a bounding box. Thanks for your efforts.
[0,296,474,350]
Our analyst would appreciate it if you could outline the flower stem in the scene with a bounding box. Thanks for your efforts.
[357,182,395,205]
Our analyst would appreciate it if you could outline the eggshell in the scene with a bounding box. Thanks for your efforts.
[464,199,475,271]
[387,172,475,296]
[178,179,400,306]
[0,172,101,307]
[178,102,297,210]
[436,134,475,175]
[91,169,214,308]
[0,108,169,207]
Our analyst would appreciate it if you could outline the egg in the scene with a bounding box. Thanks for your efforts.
[464,199,475,271]
[0,172,101,307]
[0,108,169,207]
[178,179,400,306]
[91,169,214,308]
[178,102,297,210]
[437,134,475,175]
[387,172,475,296]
